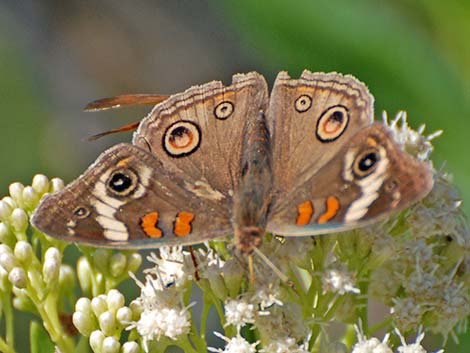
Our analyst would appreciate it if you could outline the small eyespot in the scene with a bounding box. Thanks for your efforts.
[316,105,349,142]
[295,95,312,112]
[73,206,90,219]
[214,101,234,120]
[107,169,138,196]
[163,121,201,157]
[353,150,379,178]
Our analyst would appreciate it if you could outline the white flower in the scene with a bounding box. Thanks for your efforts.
[395,329,444,353]
[352,323,392,353]
[322,266,360,295]
[260,336,309,353]
[145,247,189,288]
[224,299,255,328]
[208,331,258,353]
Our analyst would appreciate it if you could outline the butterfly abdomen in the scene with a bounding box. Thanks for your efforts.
[233,111,273,254]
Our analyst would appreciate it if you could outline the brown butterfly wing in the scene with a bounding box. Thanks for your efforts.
[32,143,232,248]
[267,124,433,236]
[267,70,374,196]
[133,72,269,211]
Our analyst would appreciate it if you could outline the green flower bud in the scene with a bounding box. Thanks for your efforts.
[73,311,95,337]
[22,186,40,210]
[0,200,13,222]
[0,267,10,291]
[89,330,105,353]
[106,289,125,312]
[207,272,228,300]
[121,341,140,353]
[93,249,111,274]
[109,253,127,277]
[222,258,244,297]
[13,293,35,311]
[14,241,33,265]
[126,253,142,273]
[50,178,65,192]
[129,300,143,321]
[59,264,76,290]
[9,267,27,288]
[0,223,13,244]
[43,248,61,284]
[116,307,133,324]
[92,296,108,317]
[32,174,50,195]
[77,257,93,294]
[9,182,25,207]
[99,311,117,336]
[11,208,28,234]
[102,336,120,353]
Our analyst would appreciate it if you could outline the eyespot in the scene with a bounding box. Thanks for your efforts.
[214,101,234,120]
[353,149,379,178]
[316,105,349,142]
[163,121,201,157]
[73,206,90,219]
[294,95,312,112]
[107,169,138,196]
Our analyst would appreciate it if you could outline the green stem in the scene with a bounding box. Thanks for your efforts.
[0,336,18,353]
[368,317,392,335]
[341,324,356,350]
[2,292,15,348]
[178,337,200,353]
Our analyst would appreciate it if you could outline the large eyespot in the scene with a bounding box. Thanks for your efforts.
[73,206,90,219]
[107,169,139,196]
[163,121,201,157]
[353,149,379,178]
[214,101,234,120]
[316,105,349,142]
[294,95,312,112]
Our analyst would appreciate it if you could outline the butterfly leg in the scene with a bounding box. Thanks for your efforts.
[188,245,200,281]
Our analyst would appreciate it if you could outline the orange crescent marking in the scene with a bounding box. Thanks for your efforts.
[117,157,132,167]
[174,211,195,237]
[296,200,314,225]
[140,212,163,238]
[317,196,340,224]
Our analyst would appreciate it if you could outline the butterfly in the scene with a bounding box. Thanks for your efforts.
[31,70,433,254]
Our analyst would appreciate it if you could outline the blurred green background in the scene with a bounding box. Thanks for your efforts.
[0,1,468,352]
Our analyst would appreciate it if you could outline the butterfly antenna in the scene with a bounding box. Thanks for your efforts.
[188,245,200,281]
[252,247,296,290]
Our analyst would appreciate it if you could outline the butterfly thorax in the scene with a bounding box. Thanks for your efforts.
[233,111,273,254]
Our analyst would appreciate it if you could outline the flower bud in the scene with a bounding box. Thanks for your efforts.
[122,341,140,353]
[9,267,27,288]
[50,178,64,192]
[106,289,125,312]
[126,253,142,273]
[22,186,40,210]
[99,311,117,336]
[0,200,13,222]
[13,293,35,311]
[109,253,127,277]
[222,258,243,297]
[0,223,12,244]
[102,336,120,353]
[92,296,108,317]
[11,208,28,234]
[93,249,111,274]
[129,300,143,321]
[0,248,17,272]
[43,248,61,284]
[89,330,105,352]
[32,174,50,195]
[14,241,33,265]
[76,297,93,315]
[59,264,76,290]
[77,257,93,294]
[116,307,133,324]
[73,311,95,337]
[9,182,25,206]
[0,267,10,291]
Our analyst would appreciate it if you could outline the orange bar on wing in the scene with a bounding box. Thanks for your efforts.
[174,211,195,237]
[141,212,163,238]
[296,200,313,225]
[317,196,340,224]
